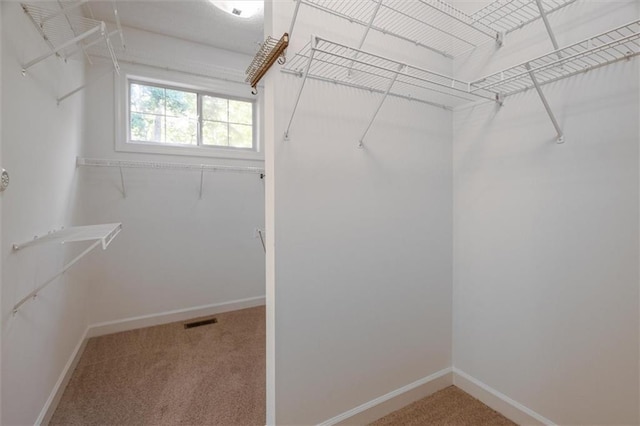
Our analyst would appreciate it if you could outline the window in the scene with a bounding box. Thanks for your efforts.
[128,80,255,151]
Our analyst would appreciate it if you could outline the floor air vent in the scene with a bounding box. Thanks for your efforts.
[184,318,218,329]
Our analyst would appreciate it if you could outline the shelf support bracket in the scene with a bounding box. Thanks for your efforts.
[525,63,564,144]
[12,239,102,315]
[359,64,405,148]
[534,0,562,59]
[57,68,114,105]
[288,0,303,40]
[358,0,382,50]
[119,165,127,198]
[347,0,383,77]
[284,35,318,141]
[199,167,205,200]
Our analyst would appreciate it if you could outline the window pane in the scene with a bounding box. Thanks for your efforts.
[202,96,228,122]
[166,117,197,145]
[202,121,228,146]
[165,88,197,119]
[130,112,165,143]
[229,100,252,125]
[229,124,253,148]
[130,83,165,114]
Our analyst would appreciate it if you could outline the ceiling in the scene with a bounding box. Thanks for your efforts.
[86,0,264,56]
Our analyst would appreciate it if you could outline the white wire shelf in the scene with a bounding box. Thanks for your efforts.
[77,157,265,199]
[471,20,640,96]
[11,223,122,314]
[289,0,579,58]
[471,0,579,35]
[290,0,497,58]
[21,2,119,74]
[282,20,640,144]
[12,223,122,251]
[77,157,264,175]
[282,36,496,109]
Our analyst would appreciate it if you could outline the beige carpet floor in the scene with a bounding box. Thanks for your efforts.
[50,306,266,426]
[52,306,512,426]
[370,385,517,426]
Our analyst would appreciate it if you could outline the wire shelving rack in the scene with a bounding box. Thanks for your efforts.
[471,20,640,96]
[20,1,122,103]
[282,19,640,145]
[288,0,579,58]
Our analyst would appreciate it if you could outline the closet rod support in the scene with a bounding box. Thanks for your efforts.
[284,35,318,141]
[525,63,564,144]
[358,64,405,148]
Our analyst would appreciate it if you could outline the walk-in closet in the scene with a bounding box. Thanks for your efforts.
[1,0,639,425]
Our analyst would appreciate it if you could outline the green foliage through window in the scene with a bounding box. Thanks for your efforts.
[129,81,254,149]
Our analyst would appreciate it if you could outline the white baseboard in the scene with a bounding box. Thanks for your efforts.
[319,367,454,426]
[452,367,555,426]
[35,326,90,426]
[87,296,266,338]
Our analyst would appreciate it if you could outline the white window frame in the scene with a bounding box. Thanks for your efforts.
[115,65,263,161]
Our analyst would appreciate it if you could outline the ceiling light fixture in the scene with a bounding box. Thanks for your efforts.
[209,1,263,18]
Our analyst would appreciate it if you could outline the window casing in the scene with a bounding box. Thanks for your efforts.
[115,68,262,161]
[129,80,255,150]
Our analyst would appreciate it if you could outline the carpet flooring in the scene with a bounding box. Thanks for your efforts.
[52,306,513,426]
[370,385,517,426]
[50,306,266,425]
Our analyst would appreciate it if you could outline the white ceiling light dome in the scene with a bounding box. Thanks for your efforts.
[210,1,263,19]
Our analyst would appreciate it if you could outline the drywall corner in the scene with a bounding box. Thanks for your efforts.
[326,368,453,426]
[452,368,552,426]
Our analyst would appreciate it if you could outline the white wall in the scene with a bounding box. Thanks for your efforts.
[76,25,265,325]
[0,2,4,423]
[267,3,454,424]
[1,2,87,424]
[452,1,640,424]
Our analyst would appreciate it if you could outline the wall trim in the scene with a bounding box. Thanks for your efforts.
[318,367,453,426]
[452,368,555,426]
[87,296,266,338]
[35,326,90,426]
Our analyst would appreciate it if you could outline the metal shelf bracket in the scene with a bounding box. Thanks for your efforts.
[359,63,405,148]
[284,35,318,141]
[525,63,564,144]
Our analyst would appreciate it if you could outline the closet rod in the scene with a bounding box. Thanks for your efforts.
[76,157,265,175]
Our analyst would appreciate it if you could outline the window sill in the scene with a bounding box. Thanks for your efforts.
[116,141,264,161]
